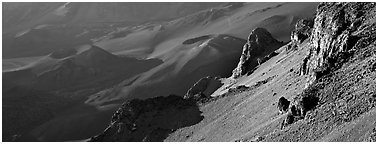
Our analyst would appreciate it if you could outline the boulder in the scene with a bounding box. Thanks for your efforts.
[277,97,290,114]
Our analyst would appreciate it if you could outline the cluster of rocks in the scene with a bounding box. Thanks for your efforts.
[228,85,250,93]
[232,28,284,78]
[277,95,319,129]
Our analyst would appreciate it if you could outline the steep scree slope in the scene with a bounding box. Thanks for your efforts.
[164,2,375,142]
[265,2,376,141]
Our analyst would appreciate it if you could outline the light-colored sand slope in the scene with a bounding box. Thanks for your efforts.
[86,34,246,106]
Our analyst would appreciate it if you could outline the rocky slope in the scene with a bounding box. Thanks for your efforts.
[232,28,284,78]
[300,2,375,86]
[92,2,374,142]
[268,2,376,141]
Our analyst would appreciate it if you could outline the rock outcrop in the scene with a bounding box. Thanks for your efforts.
[275,2,376,138]
[232,28,284,78]
[288,18,314,50]
[291,19,314,44]
[183,76,222,101]
[300,2,376,85]
[90,95,203,142]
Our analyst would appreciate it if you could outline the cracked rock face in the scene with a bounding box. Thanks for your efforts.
[300,2,376,85]
[232,28,284,78]
[90,95,203,142]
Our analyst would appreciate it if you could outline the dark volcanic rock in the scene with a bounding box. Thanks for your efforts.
[183,76,222,101]
[300,2,376,86]
[90,95,203,142]
[232,28,284,78]
[277,97,290,114]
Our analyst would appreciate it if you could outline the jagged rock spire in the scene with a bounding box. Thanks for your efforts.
[232,27,284,78]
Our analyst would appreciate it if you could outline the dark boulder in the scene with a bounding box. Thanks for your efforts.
[277,97,290,114]
[90,95,203,141]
